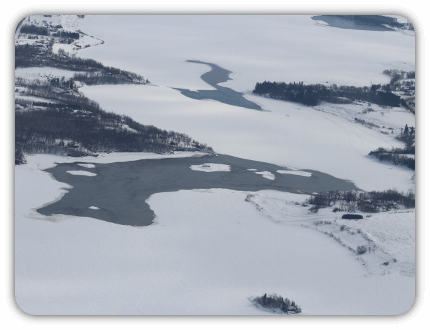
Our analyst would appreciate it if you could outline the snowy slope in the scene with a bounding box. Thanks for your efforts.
[15,155,415,315]
[14,14,416,316]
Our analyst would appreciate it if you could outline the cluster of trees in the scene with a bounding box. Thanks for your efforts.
[20,24,49,36]
[52,30,80,39]
[369,149,415,170]
[15,28,214,165]
[15,44,147,85]
[15,80,213,164]
[383,69,415,81]
[253,80,401,107]
[306,189,415,213]
[369,124,415,170]
[253,294,301,314]
[73,71,148,85]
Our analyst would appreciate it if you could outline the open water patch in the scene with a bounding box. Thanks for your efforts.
[37,154,358,227]
[173,60,262,110]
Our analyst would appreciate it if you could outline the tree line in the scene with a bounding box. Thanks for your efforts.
[306,189,415,213]
[15,44,148,85]
[369,124,415,170]
[253,80,401,107]
[15,80,213,164]
[20,24,49,36]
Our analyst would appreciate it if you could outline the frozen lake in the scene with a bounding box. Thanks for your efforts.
[37,154,358,226]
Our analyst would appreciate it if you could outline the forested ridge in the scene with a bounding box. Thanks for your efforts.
[253,80,403,107]
[368,124,415,170]
[15,23,213,164]
[15,43,147,85]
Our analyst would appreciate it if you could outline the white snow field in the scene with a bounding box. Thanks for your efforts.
[15,15,416,315]
[190,163,231,172]
[76,15,414,192]
[15,155,415,315]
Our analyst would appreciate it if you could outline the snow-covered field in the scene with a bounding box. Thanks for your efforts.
[14,14,416,316]
[81,84,414,192]
[15,155,415,315]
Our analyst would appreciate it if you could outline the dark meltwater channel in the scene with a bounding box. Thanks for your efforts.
[38,154,358,226]
[173,60,262,110]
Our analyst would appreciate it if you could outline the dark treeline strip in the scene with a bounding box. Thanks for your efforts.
[15,38,213,164]
[15,82,213,163]
[22,84,103,113]
[383,69,415,80]
[306,189,415,213]
[369,125,415,170]
[369,151,415,170]
[73,72,148,85]
[20,24,49,36]
[52,31,80,39]
[16,108,213,158]
[15,44,147,85]
[253,81,401,107]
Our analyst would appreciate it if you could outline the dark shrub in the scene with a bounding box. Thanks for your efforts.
[356,246,367,255]
[254,293,301,314]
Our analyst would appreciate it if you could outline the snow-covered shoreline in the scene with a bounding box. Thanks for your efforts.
[15,155,415,315]
[14,14,415,315]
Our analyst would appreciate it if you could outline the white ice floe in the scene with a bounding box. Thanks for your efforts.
[77,164,96,168]
[66,170,97,176]
[276,170,312,177]
[88,206,100,210]
[255,171,275,180]
[247,169,257,171]
[190,163,231,172]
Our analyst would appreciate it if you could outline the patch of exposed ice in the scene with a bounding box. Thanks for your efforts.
[276,170,312,177]
[88,206,100,210]
[77,164,96,168]
[66,170,97,176]
[255,171,275,180]
[190,163,231,172]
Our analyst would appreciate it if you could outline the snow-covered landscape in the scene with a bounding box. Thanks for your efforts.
[14,14,416,316]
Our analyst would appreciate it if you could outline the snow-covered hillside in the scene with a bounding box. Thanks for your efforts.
[14,14,416,315]
[15,155,415,315]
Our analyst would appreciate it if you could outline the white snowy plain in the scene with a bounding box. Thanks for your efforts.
[15,155,415,315]
[15,14,416,316]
